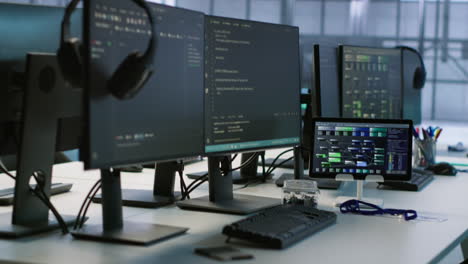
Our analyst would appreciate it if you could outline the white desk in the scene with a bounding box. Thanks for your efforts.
[0,152,466,264]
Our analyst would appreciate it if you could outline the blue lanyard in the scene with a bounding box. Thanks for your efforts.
[340,199,417,221]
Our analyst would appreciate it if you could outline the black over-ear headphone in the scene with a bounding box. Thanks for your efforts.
[396,46,426,89]
[58,0,156,100]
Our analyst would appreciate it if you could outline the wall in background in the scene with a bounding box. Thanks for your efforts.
[3,0,467,122]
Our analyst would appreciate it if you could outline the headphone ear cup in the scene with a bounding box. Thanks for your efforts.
[57,38,83,87]
[107,51,153,100]
[413,67,426,89]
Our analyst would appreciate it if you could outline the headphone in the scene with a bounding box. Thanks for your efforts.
[396,46,426,90]
[57,0,156,100]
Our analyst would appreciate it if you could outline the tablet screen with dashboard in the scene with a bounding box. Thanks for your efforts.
[309,118,412,181]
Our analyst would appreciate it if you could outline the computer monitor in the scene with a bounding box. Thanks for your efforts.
[340,45,402,119]
[0,3,81,238]
[309,118,412,205]
[176,15,301,215]
[74,1,204,245]
[402,48,423,125]
[0,3,81,153]
[313,45,340,118]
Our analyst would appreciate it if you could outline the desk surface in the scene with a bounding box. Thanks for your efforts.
[0,151,467,264]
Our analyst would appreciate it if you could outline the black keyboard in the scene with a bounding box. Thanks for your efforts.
[275,173,342,190]
[222,204,336,249]
[378,169,434,191]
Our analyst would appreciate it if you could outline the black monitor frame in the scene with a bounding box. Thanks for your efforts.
[338,45,403,119]
[72,1,203,245]
[177,16,301,215]
[309,117,412,182]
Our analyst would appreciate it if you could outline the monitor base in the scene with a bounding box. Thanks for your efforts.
[71,221,188,246]
[0,213,76,238]
[93,189,181,208]
[176,193,280,215]
[186,171,272,184]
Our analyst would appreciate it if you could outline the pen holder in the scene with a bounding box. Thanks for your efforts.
[413,139,436,167]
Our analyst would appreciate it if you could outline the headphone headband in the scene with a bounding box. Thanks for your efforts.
[396,45,427,89]
[396,45,426,74]
[61,0,155,61]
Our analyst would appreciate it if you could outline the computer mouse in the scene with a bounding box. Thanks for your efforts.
[427,162,457,176]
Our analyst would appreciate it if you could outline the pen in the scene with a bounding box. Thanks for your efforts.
[422,128,430,140]
[412,127,420,139]
[434,128,443,140]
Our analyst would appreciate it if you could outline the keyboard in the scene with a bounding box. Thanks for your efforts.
[275,173,342,190]
[0,183,73,205]
[222,204,336,249]
[378,169,434,192]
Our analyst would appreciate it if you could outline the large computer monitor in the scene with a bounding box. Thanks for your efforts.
[0,3,81,153]
[313,45,340,118]
[74,1,204,245]
[0,3,81,238]
[309,118,412,205]
[176,15,301,215]
[340,45,402,119]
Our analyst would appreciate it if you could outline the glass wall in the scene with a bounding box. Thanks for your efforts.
[5,0,467,122]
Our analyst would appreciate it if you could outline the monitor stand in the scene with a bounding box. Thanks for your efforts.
[333,174,384,207]
[187,152,271,184]
[0,54,77,238]
[72,169,188,245]
[176,156,280,215]
[93,161,182,208]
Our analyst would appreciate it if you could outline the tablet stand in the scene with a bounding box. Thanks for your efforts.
[333,174,384,207]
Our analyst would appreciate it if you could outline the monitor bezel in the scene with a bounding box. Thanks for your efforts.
[308,117,413,181]
[82,2,206,170]
[202,15,302,156]
[338,45,403,119]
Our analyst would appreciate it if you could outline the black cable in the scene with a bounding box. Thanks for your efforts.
[184,172,208,193]
[267,149,294,170]
[266,156,294,176]
[0,160,69,234]
[265,148,294,174]
[0,160,16,181]
[78,181,102,229]
[32,173,69,234]
[260,152,267,182]
[181,173,208,200]
[181,176,209,200]
[74,178,101,229]
[178,169,189,199]
[228,152,260,172]
[230,154,238,162]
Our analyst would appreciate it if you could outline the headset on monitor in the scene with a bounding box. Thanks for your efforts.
[57,0,156,100]
[396,46,426,90]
